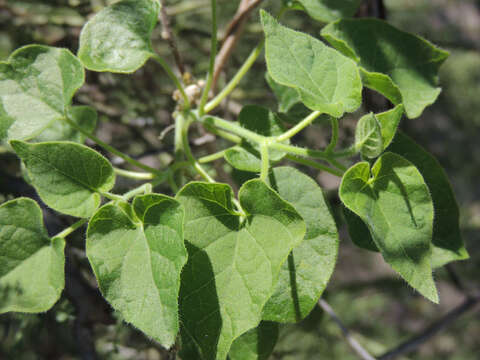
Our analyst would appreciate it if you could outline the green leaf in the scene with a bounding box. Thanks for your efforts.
[355,112,383,159]
[321,19,449,118]
[86,195,187,348]
[339,152,438,302]
[0,45,84,141]
[287,0,362,23]
[229,322,279,360]
[377,104,404,150]
[388,133,469,268]
[176,180,306,360]
[263,167,338,322]
[10,140,115,218]
[343,207,378,252]
[34,105,97,143]
[78,0,161,73]
[224,105,287,173]
[0,198,65,314]
[261,11,362,118]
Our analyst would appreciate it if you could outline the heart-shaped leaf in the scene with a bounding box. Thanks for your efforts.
[0,45,84,141]
[177,180,306,360]
[87,194,187,348]
[262,167,338,322]
[339,152,438,302]
[0,198,65,314]
[321,19,449,118]
[261,10,362,118]
[78,0,161,73]
[11,140,115,218]
[229,321,279,360]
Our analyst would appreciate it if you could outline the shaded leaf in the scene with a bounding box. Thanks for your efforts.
[321,19,449,118]
[0,198,64,314]
[11,140,115,218]
[176,180,306,360]
[388,133,469,267]
[229,322,279,360]
[377,104,404,149]
[78,0,161,73]
[343,207,378,252]
[339,152,438,302]
[286,0,362,23]
[261,11,362,118]
[0,45,84,141]
[355,112,383,159]
[86,195,187,348]
[263,167,338,322]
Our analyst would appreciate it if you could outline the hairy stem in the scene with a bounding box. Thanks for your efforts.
[114,167,155,180]
[259,141,270,181]
[325,117,339,153]
[276,111,323,142]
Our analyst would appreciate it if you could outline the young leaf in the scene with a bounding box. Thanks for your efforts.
[355,112,383,159]
[229,322,279,360]
[78,0,161,73]
[339,152,438,302]
[0,198,65,314]
[377,104,404,150]
[388,133,469,268]
[261,10,362,118]
[176,180,306,360]
[262,167,338,322]
[286,0,362,23]
[224,105,287,172]
[0,45,84,141]
[321,19,449,118]
[10,141,115,218]
[34,105,97,143]
[86,194,187,348]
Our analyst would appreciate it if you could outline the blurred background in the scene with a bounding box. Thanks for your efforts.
[0,0,479,359]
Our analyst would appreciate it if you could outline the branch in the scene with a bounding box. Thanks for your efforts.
[318,299,377,360]
[159,0,185,75]
[211,0,264,91]
[378,294,480,360]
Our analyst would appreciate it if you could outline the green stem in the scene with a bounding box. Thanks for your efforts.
[114,167,155,180]
[53,218,88,239]
[286,155,344,177]
[198,0,218,116]
[259,142,269,181]
[101,192,125,201]
[64,116,162,175]
[325,117,339,153]
[202,123,242,144]
[152,54,190,109]
[200,115,265,143]
[122,183,153,200]
[199,149,228,163]
[276,111,322,142]
[331,145,357,158]
[204,39,264,113]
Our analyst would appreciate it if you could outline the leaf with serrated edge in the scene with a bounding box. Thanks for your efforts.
[263,167,338,322]
[289,0,362,23]
[0,45,84,141]
[261,10,362,118]
[321,19,449,118]
[388,133,469,268]
[86,195,187,348]
[78,0,160,73]
[339,152,438,302]
[355,112,383,159]
[229,321,279,360]
[10,140,115,218]
[0,198,65,314]
[34,105,97,143]
[177,180,305,360]
[224,105,287,173]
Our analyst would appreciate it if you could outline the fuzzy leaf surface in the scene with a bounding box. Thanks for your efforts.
[78,0,160,73]
[355,112,383,159]
[11,140,115,218]
[176,180,305,360]
[229,321,279,360]
[377,104,404,149]
[262,167,338,322]
[321,19,449,118]
[339,152,438,302]
[0,198,65,314]
[0,45,84,141]
[86,195,187,348]
[261,11,362,118]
